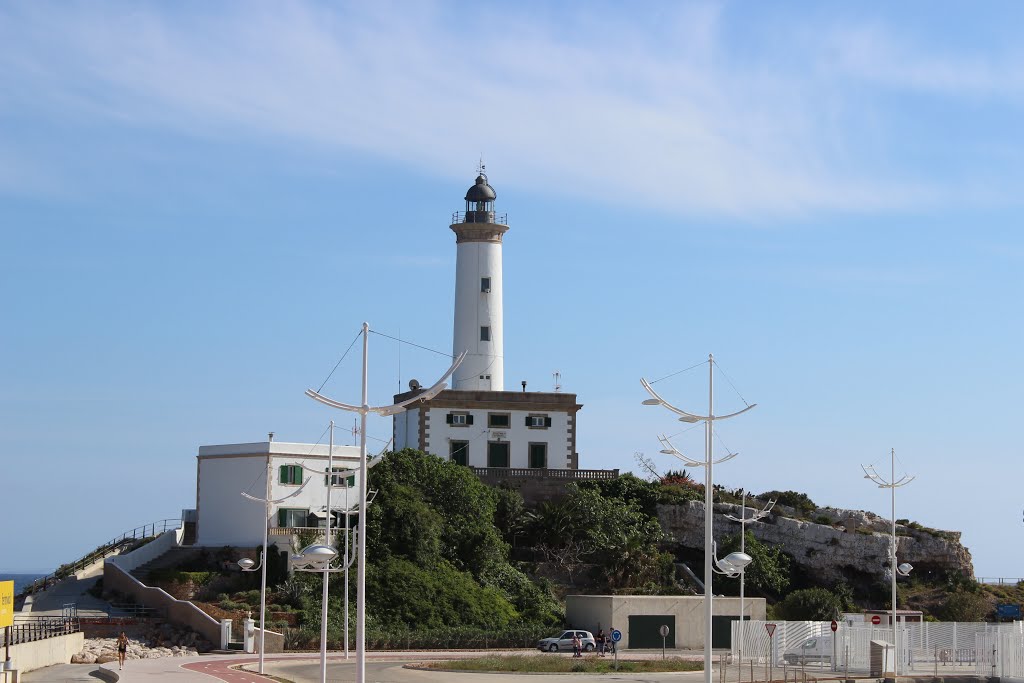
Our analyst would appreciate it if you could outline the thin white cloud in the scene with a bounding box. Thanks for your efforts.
[0,2,1017,215]
[827,25,1024,96]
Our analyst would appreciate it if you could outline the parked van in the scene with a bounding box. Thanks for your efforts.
[783,635,834,664]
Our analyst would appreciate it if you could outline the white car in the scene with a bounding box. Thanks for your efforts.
[537,630,596,653]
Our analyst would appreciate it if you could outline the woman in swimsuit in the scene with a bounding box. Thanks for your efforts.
[117,631,128,670]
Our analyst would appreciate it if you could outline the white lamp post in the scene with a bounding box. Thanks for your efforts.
[724,493,775,676]
[642,354,755,683]
[862,448,914,681]
[238,446,311,674]
[305,322,465,683]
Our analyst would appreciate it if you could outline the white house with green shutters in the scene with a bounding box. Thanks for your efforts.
[194,439,362,547]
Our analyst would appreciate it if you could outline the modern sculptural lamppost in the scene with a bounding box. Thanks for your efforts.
[305,322,465,683]
[642,354,755,683]
[238,444,311,674]
[862,448,914,682]
[724,493,775,675]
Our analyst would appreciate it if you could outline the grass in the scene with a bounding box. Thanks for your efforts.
[422,654,703,673]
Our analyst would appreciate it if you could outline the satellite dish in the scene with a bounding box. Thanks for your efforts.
[409,379,422,390]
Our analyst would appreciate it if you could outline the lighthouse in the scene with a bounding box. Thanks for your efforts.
[393,168,582,471]
[451,170,507,391]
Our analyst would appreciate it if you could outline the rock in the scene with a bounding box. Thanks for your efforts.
[657,500,974,586]
[71,653,97,664]
[96,653,119,664]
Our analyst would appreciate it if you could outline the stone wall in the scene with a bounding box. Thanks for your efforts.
[657,500,974,586]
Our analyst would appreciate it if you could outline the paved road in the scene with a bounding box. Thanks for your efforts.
[23,650,708,683]
[251,653,708,683]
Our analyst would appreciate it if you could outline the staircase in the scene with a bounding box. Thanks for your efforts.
[128,547,208,585]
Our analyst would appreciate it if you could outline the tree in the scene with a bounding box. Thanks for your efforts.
[718,532,791,596]
[366,448,508,577]
[940,590,989,622]
[776,587,843,621]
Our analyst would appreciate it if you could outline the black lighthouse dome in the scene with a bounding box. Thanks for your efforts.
[463,172,497,223]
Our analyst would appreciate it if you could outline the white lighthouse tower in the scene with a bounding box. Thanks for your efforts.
[451,169,507,391]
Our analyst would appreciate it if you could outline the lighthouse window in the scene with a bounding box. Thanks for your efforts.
[480,326,491,342]
[488,413,511,428]
[481,277,491,293]
[527,415,552,429]
[446,412,472,426]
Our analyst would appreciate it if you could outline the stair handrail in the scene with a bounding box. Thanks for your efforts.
[20,518,183,597]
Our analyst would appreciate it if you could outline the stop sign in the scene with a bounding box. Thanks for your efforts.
[871,615,882,625]
[831,620,838,632]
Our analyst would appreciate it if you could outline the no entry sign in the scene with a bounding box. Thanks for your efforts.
[831,620,838,632]
[871,615,882,625]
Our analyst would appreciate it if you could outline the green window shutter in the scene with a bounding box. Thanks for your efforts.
[325,468,330,486]
[466,414,474,425]
[347,475,355,487]
[293,466,303,485]
[545,417,552,427]
[525,416,531,427]
[278,508,287,526]
[278,465,287,484]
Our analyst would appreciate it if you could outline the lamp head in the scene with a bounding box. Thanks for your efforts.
[722,551,753,571]
[642,399,662,406]
[298,543,339,568]
[897,562,913,576]
[237,558,255,571]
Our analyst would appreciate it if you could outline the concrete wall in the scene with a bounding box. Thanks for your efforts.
[567,595,767,650]
[6,631,84,673]
[104,561,222,645]
[109,528,183,573]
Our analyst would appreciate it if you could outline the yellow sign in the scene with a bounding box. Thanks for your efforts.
[0,580,13,628]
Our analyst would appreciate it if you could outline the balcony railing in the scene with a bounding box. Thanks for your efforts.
[470,467,619,480]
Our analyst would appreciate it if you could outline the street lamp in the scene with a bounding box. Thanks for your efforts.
[305,322,465,683]
[862,448,914,681]
[724,493,775,675]
[642,354,756,683]
[238,447,311,675]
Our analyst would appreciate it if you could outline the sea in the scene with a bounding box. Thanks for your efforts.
[0,573,47,594]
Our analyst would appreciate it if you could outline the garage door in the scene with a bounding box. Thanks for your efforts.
[627,615,675,649]
[711,615,749,648]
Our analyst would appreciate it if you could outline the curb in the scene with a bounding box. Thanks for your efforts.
[94,664,120,682]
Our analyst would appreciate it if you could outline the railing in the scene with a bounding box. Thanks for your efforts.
[21,518,182,596]
[451,211,508,225]
[471,467,619,480]
[978,577,1024,585]
[3,616,80,646]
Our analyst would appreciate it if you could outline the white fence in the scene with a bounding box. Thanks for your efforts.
[976,621,1024,682]
[731,620,1020,678]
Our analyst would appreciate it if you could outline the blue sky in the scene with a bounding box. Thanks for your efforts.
[1,2,1022,578]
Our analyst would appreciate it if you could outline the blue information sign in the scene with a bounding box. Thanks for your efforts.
[996,604,1021,619]
[611,629,622,642]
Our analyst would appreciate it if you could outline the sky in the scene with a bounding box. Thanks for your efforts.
[1,1,1022,578]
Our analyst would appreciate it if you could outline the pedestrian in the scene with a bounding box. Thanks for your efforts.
[572,632,582,658]
[116,631,129,670]
[596,629,606,656]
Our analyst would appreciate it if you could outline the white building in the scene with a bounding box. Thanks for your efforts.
[194,439,361,547]
[394,170,582,470]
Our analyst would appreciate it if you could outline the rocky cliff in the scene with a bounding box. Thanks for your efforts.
[657,500,974,587]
